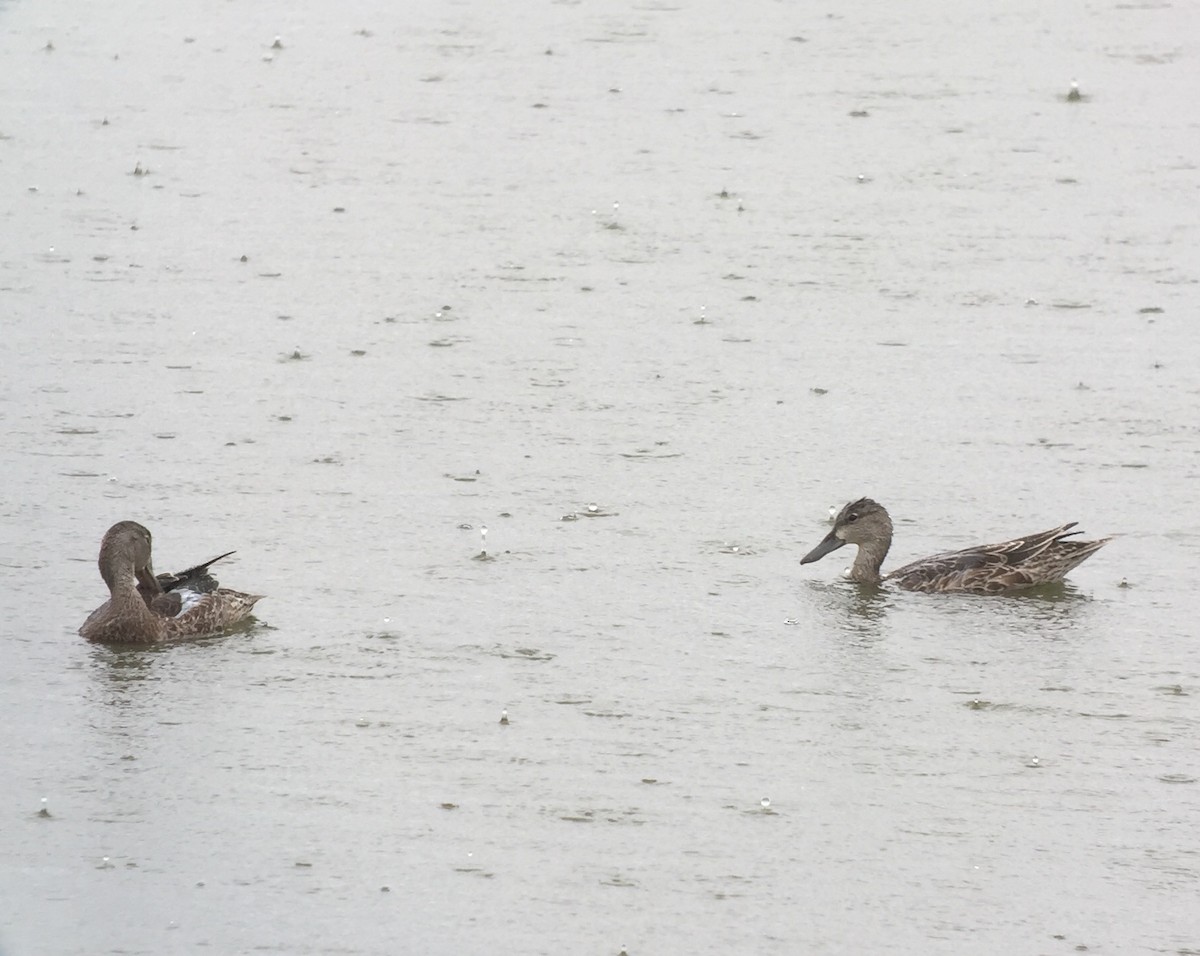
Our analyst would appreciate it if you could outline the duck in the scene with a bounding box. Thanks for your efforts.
[801,498,1110,594]
[80,521,263,643]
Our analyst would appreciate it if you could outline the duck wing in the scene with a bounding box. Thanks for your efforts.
[156,550,236,593]
[137,550,236,607]
[885,523,1104,594]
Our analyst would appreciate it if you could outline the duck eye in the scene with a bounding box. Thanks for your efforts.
[846,513,858,523]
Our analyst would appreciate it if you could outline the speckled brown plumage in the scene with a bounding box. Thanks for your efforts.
[801,498,1110,594]
[79,521,263,643]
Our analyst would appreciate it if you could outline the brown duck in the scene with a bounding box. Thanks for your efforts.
[801,499,1110,594]
[80,521,263,643]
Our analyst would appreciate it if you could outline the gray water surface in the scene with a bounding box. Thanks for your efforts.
[2,0,1198,953]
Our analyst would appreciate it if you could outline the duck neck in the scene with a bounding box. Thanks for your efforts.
[100,559,142,604]
[850,537,890,585]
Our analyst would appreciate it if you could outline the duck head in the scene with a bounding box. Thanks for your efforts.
[97,520,158,592]
[801,498,894,565]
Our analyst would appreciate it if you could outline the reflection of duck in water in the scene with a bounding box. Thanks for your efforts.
[801,499,1110,594]
[80,521,263,643]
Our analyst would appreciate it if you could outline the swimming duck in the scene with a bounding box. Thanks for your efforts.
[801,498,1110,594]
[80,521,263,643]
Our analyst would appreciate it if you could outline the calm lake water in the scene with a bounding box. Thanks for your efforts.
[2,0,1198,953]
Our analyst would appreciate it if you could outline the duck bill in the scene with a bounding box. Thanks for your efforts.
[800,530,846,565]
[135,560,162,595]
